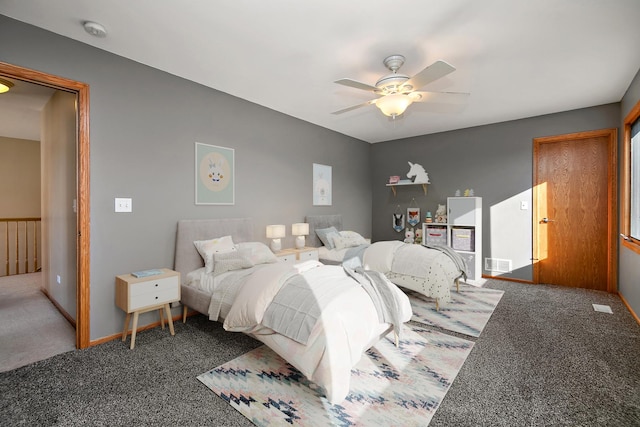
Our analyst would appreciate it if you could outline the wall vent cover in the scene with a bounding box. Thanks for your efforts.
[485,258,512,273]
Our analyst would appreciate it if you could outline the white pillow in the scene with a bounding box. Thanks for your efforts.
[235,242,278,265]
[332,231,368,250]
[193,235,237,274]
[212,249,254,276]
[339,231,368,245]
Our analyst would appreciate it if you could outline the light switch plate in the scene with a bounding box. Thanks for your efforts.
[115,197,132,212]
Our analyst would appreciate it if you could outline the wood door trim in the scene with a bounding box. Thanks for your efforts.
[533,128,617,292]
[0,61,91,348]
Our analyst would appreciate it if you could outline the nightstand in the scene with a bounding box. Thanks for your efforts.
[115,268,181,349]
[276,247,319,265]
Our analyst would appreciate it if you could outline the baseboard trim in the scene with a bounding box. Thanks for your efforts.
[482,274,534,284]
[89,312,184,347]
[41,288,76,328]
[618,292,640,326]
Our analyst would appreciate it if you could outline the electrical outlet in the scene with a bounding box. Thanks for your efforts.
[520,201,528,210]
[56,275,61,284]
[115,197,132,213]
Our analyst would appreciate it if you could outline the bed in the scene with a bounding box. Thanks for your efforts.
[173,218,412,404]
[306,214,466,310]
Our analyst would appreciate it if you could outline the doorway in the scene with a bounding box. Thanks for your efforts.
[0,61,90,348]
[533,129,617,292]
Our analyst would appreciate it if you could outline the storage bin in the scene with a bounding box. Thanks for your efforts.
[451,227,475,251]
[425,226,447,246]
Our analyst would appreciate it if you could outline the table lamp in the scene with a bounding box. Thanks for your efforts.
[291,223,309,249]
[266,224,286,252]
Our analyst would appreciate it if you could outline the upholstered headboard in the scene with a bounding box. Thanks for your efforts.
[173,218,254,282]
[305,214,343,247]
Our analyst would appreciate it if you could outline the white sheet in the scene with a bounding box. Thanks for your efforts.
[185,267,232,293]
[317,246,348,263]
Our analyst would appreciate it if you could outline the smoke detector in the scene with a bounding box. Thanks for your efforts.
[83,21,107,38]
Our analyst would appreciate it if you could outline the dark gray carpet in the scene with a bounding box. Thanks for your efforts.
[1,279,639,426]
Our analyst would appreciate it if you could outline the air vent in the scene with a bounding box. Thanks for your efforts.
[485,258,512,273]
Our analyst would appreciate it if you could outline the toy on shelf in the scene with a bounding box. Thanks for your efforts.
[435,204,447,223]
[404,228,415,244]
[425,211,433,223]
[414,228,423,245]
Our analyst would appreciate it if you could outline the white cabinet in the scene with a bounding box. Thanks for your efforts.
[115,268,181,349]
[276,247,319,265]
[422,197,482,282]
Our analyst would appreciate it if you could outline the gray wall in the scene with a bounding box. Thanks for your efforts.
[41,90,77,318]
[0,16,372,341]
[370,104,620,282]
[620,68,640,317]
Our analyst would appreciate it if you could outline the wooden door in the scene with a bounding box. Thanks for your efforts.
[533,129,617,292]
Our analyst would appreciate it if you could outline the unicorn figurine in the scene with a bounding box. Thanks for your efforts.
[407,162,430,184]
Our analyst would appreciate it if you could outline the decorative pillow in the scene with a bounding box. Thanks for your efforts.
[316,226,339,249]
[235,242,278,265]
[332,231,368,250]
[212,249,254,276]
[193,235,237,274]
[340,230,368,246]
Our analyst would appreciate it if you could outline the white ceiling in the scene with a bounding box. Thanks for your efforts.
[1,0,640,143]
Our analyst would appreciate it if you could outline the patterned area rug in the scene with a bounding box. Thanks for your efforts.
[406,283,504,337]
[198,325,473,426]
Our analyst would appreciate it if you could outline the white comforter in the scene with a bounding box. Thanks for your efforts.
[363,241,463,302]
[188,260,412,404]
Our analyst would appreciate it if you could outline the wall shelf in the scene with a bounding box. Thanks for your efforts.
[386,182,428,196]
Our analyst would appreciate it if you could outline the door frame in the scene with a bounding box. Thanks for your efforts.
[532,129,617,292]
[0,61,90,348]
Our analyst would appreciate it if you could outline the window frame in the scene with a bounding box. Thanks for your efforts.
[622,99,640,255]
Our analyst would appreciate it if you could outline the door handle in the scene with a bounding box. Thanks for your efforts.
[541,217,555,223]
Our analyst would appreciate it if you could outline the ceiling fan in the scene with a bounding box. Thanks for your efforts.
[332,54,469,118]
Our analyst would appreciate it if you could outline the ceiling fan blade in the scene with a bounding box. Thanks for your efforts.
[334,78,378,92]
[412,91,470,104]
[331,99,377,115]
[405,60,456,90]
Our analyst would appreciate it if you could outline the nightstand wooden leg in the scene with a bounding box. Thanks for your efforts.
[435,299,440,311]
[182,305,188,323]
[122,313,131,342]
[159,309,165,329]
[164,304,175,336]
[456,278,460,293]
[130,311,140,349]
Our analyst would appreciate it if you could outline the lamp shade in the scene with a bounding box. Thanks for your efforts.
[291,223,309,236]
[266,224,286,239]
[376,93,414,118]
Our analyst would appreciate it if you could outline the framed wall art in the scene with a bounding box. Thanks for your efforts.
[195,142,235,205]
[313,163,332,206]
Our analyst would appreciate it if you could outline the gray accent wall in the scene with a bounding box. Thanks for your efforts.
[370,104,620,282]
[0,16,371,341]
[620,68,640,318]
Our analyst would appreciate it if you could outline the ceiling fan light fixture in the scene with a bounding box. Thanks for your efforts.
[376,93,414,118]
[0,78,14,94]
